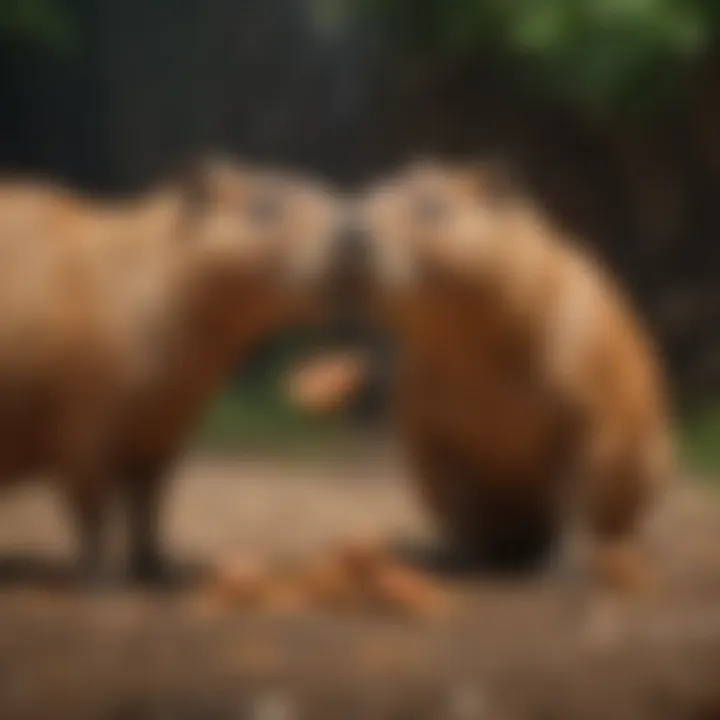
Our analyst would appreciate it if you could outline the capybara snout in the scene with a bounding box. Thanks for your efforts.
[320,205,376,325]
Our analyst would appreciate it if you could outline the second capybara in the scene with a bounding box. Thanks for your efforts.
[337,160,672,587]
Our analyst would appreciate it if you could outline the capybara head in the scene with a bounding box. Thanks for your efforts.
[176,157,343,320]
[332,159,519,302]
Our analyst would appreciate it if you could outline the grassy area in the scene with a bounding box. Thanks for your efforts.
[195,335,357,456]
[680,406,720,477]
[196,385,353,456]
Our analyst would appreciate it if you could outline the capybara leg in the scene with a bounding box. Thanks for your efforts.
[586,464,654,593]
[66,481,109,586]
[125,468,168,584]
[405,437,482,562]
[407,435,557,571]
[480,505,558,574]
[56,394,118,586]
[407,442,459,540]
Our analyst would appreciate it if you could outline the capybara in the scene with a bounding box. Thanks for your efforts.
[0,159,340,583]
[336,161,672,587]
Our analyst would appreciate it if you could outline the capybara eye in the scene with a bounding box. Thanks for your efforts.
[248,193,283,225]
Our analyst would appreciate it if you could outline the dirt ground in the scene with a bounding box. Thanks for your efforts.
[0,451,719,720]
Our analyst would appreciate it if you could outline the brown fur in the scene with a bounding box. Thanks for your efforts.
[0,160,340,582]
[352,162,672,585]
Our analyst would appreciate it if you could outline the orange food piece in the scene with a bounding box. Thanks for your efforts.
[285,351,367,412]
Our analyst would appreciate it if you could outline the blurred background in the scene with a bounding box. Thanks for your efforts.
[0,0,718,469]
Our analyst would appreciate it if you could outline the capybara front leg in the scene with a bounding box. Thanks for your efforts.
[405,435,488,568]
[66,480,109,587]
[125,467,168,584]
[57,388,119,587]
[585,460,655,594]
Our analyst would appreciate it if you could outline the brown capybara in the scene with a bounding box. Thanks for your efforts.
[337,161,672,588]
[0,159,340,584]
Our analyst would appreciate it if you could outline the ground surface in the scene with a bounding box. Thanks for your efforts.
[0,453,719,719]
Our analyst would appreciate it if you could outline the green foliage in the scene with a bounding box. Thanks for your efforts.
[197,382,351,455]
[0,0,74,52]
[682,406,720,477]
[361,0,720,114]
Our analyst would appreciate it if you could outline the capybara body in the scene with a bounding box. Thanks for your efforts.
[0,162,339,582]
[351,162,672,581]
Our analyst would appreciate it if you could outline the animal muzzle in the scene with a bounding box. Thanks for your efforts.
[323,222,374,326]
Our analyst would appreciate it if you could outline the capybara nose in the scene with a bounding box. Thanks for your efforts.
[329,223,373,288]
[325,223,373,315]
[336,224,371,268]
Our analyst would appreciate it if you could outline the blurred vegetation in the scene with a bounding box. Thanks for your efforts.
[361,0,719,115]
[196,334,360,457]
[681,407,720,476]
[197,380,353,456]
[7,0,717,113]
[0,0,74,51]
